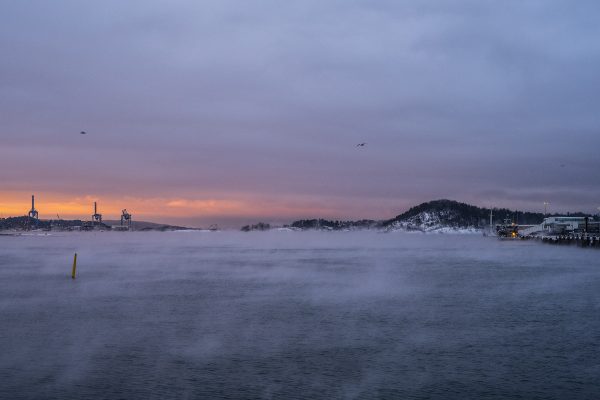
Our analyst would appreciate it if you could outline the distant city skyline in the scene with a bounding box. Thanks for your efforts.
[2,1,600,227]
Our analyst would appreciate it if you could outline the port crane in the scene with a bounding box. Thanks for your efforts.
[25,195,39,230]
[28,195,39,220]
[92,202,102,224]
[120,209,132,230]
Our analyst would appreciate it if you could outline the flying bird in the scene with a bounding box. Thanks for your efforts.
[356,142,367,147]
[80,131,87,135]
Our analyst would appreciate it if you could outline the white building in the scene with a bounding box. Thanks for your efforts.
[542,216,587,233]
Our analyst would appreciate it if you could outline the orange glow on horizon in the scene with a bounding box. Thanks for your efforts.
[0,191,344,223]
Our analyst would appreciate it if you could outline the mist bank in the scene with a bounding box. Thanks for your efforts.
[2,231,600,398]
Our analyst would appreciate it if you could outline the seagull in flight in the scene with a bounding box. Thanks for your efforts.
[356,142,367,147]
[80,131,87,135]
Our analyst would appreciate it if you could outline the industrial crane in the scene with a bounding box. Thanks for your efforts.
[120,209,132,230]
[28,195,39,219]
[92,202,103,224]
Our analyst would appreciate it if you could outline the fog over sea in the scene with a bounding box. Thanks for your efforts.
[1,231,599,399]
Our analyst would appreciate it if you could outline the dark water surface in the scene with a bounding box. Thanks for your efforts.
[1,231,599,399]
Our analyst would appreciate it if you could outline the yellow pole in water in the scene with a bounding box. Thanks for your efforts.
[71,253,77,279]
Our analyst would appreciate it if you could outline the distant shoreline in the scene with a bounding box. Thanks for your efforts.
[2,199,597,233]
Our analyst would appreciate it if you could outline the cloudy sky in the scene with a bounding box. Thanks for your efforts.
[1,0,599,227]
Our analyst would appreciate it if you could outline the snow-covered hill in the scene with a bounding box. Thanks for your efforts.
[281,199,549,233]
[387,209,481,233]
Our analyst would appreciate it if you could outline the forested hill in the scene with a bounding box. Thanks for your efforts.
[383,199,548,229]
[285,199,591,232]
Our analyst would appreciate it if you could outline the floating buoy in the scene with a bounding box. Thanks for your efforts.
[71,253,77,279]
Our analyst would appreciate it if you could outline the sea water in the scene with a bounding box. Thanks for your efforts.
[1,231,599,399]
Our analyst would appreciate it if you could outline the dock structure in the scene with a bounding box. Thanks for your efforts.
[518,216,600,237]
[540,234,600,248]
[505,215,600,249]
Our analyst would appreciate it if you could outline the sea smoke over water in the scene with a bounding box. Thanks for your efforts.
[1,231,599,399]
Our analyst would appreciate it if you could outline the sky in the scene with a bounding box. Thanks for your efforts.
[1,0,600,227]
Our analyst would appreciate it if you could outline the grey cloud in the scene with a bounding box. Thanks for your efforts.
[1,0,600,220]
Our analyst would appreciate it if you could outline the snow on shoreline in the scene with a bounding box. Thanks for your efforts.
[387,226,481,234]
[386,210,482,234]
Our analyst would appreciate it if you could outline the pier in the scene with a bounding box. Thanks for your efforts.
[539,234,600,248]
[494,215,600,249]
